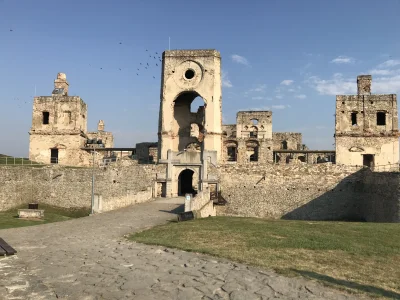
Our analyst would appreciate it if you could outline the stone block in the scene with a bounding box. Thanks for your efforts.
[18,209,45,219]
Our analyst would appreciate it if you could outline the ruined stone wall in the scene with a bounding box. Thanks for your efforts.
[222,125,237,138]
[336,136,399,166]
[272,132,302,150]
[30,96,87,134]
[86,131,114,148]
[29,134,91,166]
[136,142,158,162]
[359,170,400,222]
[0,161,160,212]
[216,163,399,222]
[236,111,272,139]
[216,163,364,220]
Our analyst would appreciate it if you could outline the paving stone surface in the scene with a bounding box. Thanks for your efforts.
[0,198,368,299]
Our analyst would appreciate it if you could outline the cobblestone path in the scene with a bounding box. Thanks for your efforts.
[0,198,367,299]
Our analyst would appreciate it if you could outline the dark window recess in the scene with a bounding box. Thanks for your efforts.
[351,112,357,125]
[43,112,49,124]
[50,149,58,164]
[377,112,386,125]
[227,147,237,161]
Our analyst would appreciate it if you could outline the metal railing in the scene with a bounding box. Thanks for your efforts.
[0,157,45,166]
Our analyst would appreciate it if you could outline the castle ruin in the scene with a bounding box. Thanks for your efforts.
[29,73,120,166]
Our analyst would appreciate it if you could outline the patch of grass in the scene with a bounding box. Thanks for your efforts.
[0,204,90,230]
[130,217,400,299]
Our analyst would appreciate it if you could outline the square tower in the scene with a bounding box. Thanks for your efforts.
[335,75,399,168]
[29,73,89,165]
[158,49,222,161]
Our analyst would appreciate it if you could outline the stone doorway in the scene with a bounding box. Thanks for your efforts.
[363,154,374,168]
[178,169,194,196]
[51,148,58,164]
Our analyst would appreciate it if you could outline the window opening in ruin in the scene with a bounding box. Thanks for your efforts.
[281,140,288,150]
[227,146,237,162]
[249,147,259,162]
[251,119,259,125]
[43,111,49,124]
[362,154,374,168]
[50,148,58,164]
[184,69,195,80]
[190,123,200,138]
[178,169,195,196]
[174,92,205,151]
[222,131,227,136]
[191,96,204,113]
[231,131,236,137]
[249,126,258,138]
[351,112,357,126]
[298,156,306,163]
[64,111,72,124]
[377,112,386,125]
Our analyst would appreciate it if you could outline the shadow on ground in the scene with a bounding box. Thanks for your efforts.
[159,204,184,214]
[292,269,400,299]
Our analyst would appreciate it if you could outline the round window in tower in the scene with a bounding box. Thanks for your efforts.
[184,69,195,80]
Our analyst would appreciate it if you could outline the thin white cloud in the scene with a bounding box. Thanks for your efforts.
[308,72,400,95]
[272,104,291,110]
[252,96,264,100]
[222,70,233,88]
[275,95,283,99]
[331,56,354,64]
[249,84,267,92]
[281,80,294,86]
[369,69,395,76]
[295,94,307,99]
[307,73,356,95]
[378,59,400,68]
[231,54,250,66]
[374,75,400,93]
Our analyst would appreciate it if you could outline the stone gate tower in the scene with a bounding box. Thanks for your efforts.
[335,75,399,169]
[157,50,222,197]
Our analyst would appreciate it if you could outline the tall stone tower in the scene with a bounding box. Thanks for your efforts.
[335,75,399,168]
[29,73,89,165]
[157,49,222,197]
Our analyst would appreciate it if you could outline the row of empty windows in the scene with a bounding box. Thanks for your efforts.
[42,111,83,124]
[350,111,386,126]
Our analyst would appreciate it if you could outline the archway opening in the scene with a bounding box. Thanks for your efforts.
[174,92,206,151]
[179,169,195,196]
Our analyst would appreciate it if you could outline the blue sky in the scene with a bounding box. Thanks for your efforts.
[1,0,400,157]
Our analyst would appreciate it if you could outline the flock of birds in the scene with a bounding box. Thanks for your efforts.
[6,27,165,109]
[87,42,163,80]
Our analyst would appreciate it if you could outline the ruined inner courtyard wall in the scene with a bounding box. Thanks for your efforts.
[272,132,302,150]
[0,162,161,212]
[29,134,91,166]
[335,136,399,166]
[216,163,364,220]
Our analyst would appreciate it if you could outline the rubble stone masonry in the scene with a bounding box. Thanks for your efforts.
[215,163,400,222]
[0,161,159,212]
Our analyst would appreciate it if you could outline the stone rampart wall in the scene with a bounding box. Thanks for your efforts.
[0,160,160,212]
[216,163,400,222]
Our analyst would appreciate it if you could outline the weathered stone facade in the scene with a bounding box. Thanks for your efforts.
[335,75,399,168]
[215,163,400,222]
[0,160,160,212]
[29,73,114,167]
